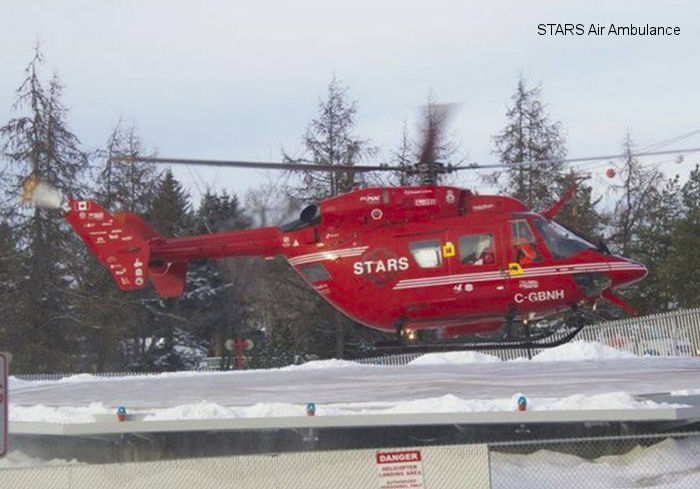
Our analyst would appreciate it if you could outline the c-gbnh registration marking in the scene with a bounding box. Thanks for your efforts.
[514,289,564,304]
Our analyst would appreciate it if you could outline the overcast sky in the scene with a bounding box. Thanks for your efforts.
[2,0,699,201]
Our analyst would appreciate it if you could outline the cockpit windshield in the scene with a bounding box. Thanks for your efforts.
[534,218,596,259]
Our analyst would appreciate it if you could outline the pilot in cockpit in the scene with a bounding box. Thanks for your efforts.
[462,234,494,265]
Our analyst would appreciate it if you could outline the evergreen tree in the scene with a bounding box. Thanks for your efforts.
[554,170,606,240]
[492,75,567,209]
[126,170,194,371]
[0,46,88,372]
[74,122,162,372]
[97,120,161,214]
[0,222,21,351]
[389,120,419,186]
[287,76,376,200]
[631,176,682,312]
[662,165,700,308]
[281,78,378,358]
[492,76,603,242]
[182,189,253,364]
[149,169,193,237]
[413,99,460,185]
[606,134,681,313]
[388,100,461,187]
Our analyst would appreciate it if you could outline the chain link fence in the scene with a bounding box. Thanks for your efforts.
[489,430,700,489]
[356,307,700,365]
[0,444,491,489]
[11,308,700,377]
[2,432,699,488]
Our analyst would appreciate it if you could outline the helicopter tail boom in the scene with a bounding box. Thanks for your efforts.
[64,198,282,297]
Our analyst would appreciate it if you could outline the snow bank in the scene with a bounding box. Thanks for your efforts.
[670,388,700,396]
[132,391,685,421]
[404,340,639,365]
[142,401,307,421]
[409,351,502,366]
[10,402,111,423]
[532,341,637,362]
[0,450,82,469]
[537,391,684,411]
[280,359,364,370]
[491,437,700,489]
[236,402,306,418]
[371,391,683,415]
[143,401,235,421]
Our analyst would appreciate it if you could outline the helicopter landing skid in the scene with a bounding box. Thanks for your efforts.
[373,311,588,353]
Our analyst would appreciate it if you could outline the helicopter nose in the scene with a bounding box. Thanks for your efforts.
[609,259,648,288]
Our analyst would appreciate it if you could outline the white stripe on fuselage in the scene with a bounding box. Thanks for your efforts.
[287,247,642,291]
[392,262,643,290]
[288,246,369,266]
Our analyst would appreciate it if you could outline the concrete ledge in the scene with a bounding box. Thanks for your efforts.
[10,405,700,436]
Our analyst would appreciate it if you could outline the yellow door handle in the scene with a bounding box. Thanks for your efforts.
[508,262,524,276]
[442,242,456,258]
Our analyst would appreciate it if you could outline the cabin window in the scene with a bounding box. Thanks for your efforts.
[510,220,542,264]
[299,263,330,282]
[409,239,442,268]
[459,233,495,265]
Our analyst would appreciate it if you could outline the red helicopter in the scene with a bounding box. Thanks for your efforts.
[22,136,695,350]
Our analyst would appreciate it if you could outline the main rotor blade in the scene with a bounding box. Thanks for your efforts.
[111,145,700,176]
[417,103,455,165]
[452,147,700,172]
[110,156,397,173]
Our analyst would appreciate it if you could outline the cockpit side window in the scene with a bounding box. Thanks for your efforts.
[534,218,595,259]
[459,233,495,265]
[511,220,542,265]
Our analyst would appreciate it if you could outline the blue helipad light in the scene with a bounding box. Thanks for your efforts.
[306,402,316,416]
[117,406,127,421]
[517,396,527,411]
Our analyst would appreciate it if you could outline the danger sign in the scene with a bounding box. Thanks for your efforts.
[376,450,424,489]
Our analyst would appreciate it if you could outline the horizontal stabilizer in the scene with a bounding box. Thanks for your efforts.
[149,261,188,298]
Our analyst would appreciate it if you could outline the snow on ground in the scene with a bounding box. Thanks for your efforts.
[491,437,700,489]
[279,358,364,370]
[408,351,502,365]
[531,341,638,362]
[7,341,698,424]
